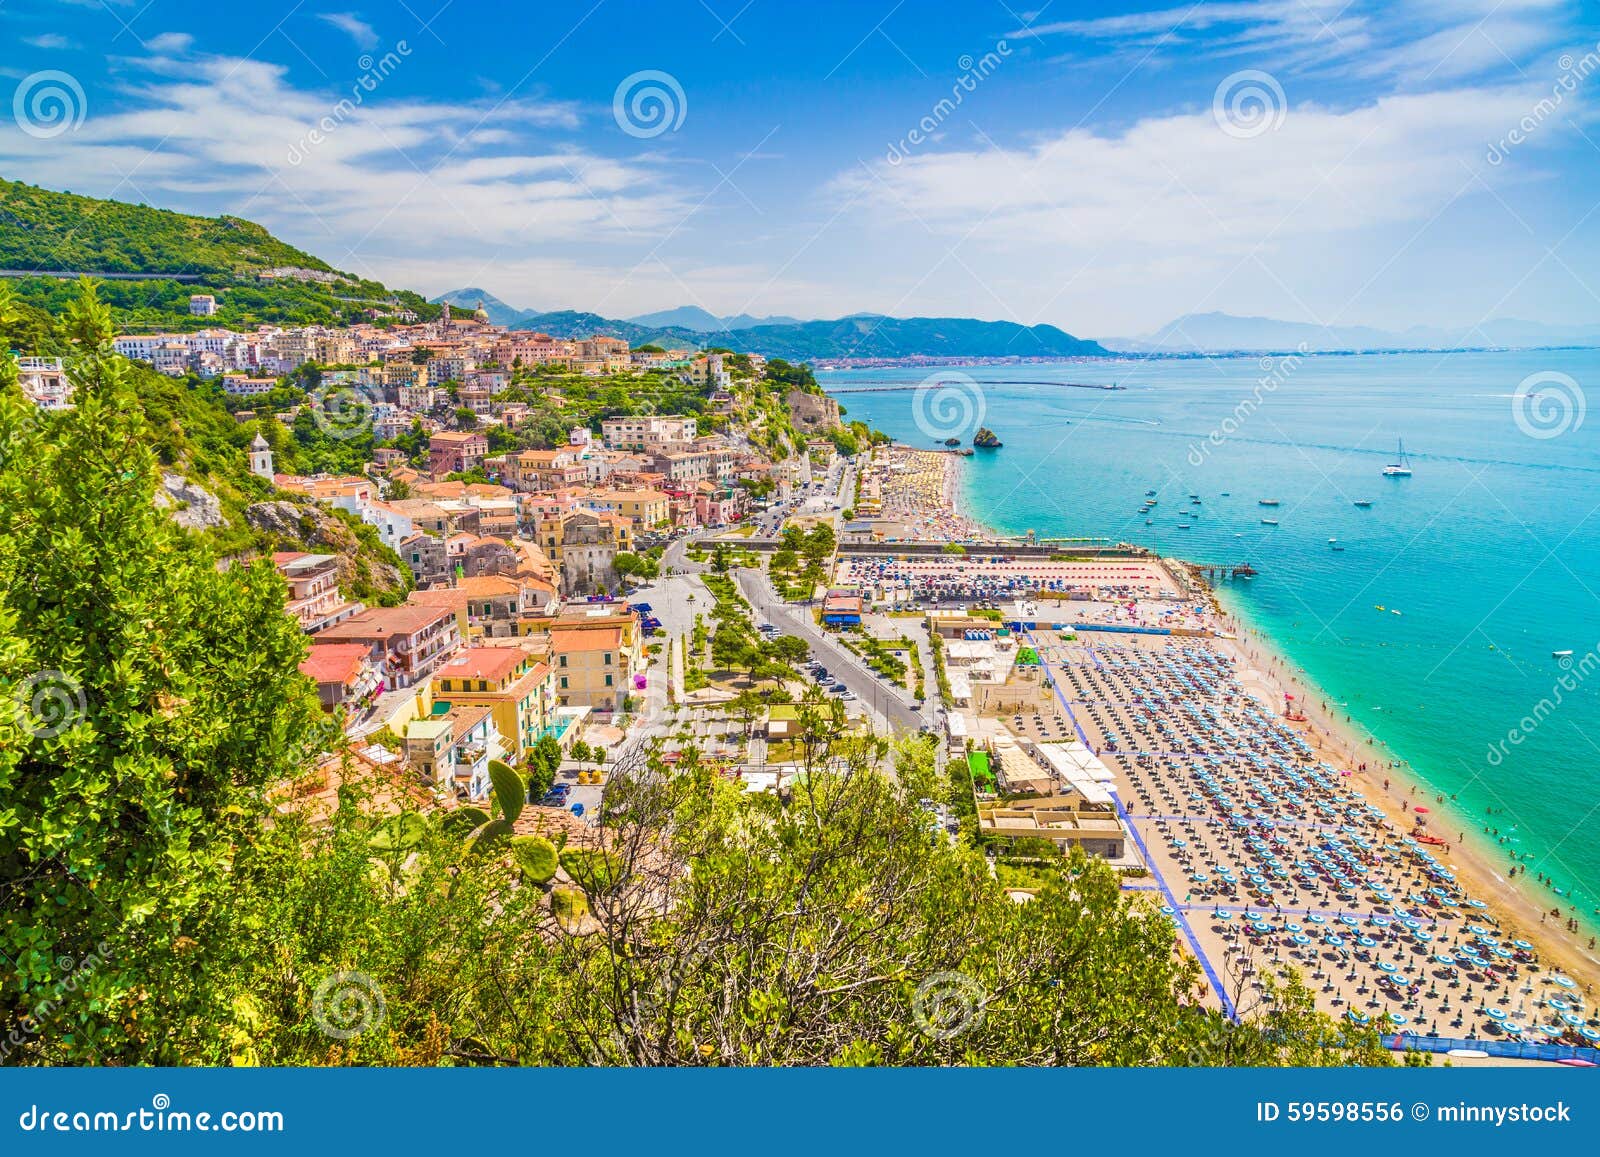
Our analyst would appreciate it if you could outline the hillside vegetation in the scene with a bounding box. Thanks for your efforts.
[0,177,333,274]
[0,179,439,331]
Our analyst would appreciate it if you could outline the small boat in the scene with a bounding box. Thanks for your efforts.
[1177,523,1191,529]
[1145,489,1157,496]
[1220,491,1230,496]
[1382,439,1413,477]
[1553,649,1574,660]
[1259,498,1280,506]
[1261,518,1279,526]
[1353,499,1372,508]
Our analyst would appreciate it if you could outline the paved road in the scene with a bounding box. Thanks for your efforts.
[734,566,925,735]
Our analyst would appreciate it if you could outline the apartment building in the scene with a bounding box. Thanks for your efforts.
[312,603,461,687]
[430,646,556,761]
[299,642,381,711]
[601,414,698,452]
[428,430,487,476]
[550,625,627,713]
[273,552,363,633]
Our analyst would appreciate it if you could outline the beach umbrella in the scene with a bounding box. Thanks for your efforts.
[1486,1008,1506,1020]
[1551,975,1577,989]
[1378,961,1398,973]
[1434,953,1455,965]
[1512,939,1533,951]
[1581,1028,1600,1042]
[1562,1013,1585,1027]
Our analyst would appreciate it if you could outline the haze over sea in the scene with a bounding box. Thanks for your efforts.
[826,350,1600,928]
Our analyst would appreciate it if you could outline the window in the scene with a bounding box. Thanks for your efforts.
[603,653,612,665]
[559,676,568,690]
[559,655,567,668]
[604,674,613,687]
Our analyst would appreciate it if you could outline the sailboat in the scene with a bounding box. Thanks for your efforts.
[1382,439,1413,477]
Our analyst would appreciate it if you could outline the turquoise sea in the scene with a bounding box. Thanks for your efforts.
[826,351,1600,931]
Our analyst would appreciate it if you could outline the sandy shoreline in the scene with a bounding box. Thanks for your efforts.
[930,447,1600,1004]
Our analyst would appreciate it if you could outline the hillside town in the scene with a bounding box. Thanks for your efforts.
[5,296,861,817]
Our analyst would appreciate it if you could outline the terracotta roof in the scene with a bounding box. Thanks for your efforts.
[551,626,623,653]
[315,603,456,640]
[299,643,371,686]
[437,645,533,684]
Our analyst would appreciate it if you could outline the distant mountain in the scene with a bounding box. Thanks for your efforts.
[1106,310,1600,353]
[430,288,526,327]
[626,305,805,332]
[731,315,1107,360]
[517,309,1106,359]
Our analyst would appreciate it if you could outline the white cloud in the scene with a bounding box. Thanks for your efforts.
[831,83,1584,331]
[25,34,73,50]
[318,12,380,51]
[0,49,687,288]
[1016,0,1577,83]
[145,32,194,54]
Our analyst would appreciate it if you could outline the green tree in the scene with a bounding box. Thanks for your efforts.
[0,279,327,1062]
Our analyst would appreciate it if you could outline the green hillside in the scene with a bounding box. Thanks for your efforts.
[0,179,439,330]
[0,177,334,275]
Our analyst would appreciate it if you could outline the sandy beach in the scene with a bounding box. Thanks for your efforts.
[861,445,989,541]
[926,454,1600,1047]
[1209,603,1600,1004]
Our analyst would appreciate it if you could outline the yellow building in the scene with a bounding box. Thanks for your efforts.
[429,645,557,760]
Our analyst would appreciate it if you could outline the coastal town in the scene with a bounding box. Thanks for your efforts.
[12,296,1599,1064]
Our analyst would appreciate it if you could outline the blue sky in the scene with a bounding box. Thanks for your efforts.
[3,0,1599,337]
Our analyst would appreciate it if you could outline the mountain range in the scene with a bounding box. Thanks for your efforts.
[430,289,1109,359]
[1105,311,1600,353]
[626,305,805,332]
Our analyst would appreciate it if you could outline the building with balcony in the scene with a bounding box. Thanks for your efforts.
[404,703,501,802]
[274,552,363,633]
[311,603,461,687]
[430,645,556,761]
